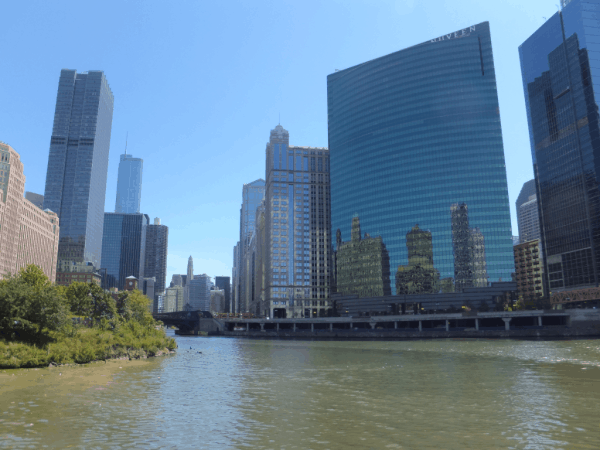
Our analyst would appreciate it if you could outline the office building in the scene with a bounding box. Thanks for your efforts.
[518,195,541,244]
[25,192,44,209]
[215,276,231,313]
[142,277,155,312]
[184,255,193,305]
[513,239,544,301]
[327,22,514,295]
[520,0,600,291]
[115,153,143,214]
[232,242,240,312]
[163,285,184,312]
[238,179,265,313]
[43,69,114,269]
[144,217,168,296]
[210,288,226,313]
[0,143,60,282]
[335,216,391,299]
[188,274,211,311]
[262,125,333,318]
[100,213,148,290]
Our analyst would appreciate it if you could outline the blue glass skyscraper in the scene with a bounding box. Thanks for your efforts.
[101,213,149,290]
[327,22,514,295]
[43,69,114,269]
[115,153,143,213]
[520,0,600,292]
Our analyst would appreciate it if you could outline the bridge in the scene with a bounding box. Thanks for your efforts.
[153,311,214,334]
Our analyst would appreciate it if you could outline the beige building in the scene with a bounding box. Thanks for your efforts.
[164,285,184,312]
[0,143,60,282]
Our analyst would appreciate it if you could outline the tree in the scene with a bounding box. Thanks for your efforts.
[117,290,154,325]
[65,282,94,317]
[0,265,68,343]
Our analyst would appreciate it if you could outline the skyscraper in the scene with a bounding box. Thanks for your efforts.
[184,255,193,305]
[238,179,265,312]
[115,153,143,214]
[188,274,211,311]
[215,276,231,313]
[144,217,168,300]
[100,213,148,290]
[516,180,541,244]
[24,192,44,209]
[43,70,114,269]
[327,22,514,294]
[519,0,600,291]
[263,125,333,318]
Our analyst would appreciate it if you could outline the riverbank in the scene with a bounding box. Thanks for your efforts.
[0,323,177,369]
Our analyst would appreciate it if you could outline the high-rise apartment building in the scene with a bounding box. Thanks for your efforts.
[43,70,114,269]
[100,213,148,290]
[513,239,544,301]
[238,179,265,313]
[520,0,600,291]
[215,276,231,313]
[115,153,143,214]
[327,22,514,295]
[0,143,60,282]
[263,125,332,318]
[144,217,168,297]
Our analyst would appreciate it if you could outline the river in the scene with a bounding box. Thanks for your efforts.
[1,331,599,449]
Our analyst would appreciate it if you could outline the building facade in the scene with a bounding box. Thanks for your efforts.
[232,242,240,313]
[0,143,60,282]
[327,22,514,295]
[520,0,600,292]
[163,285,184,312]
[25,192,44,209]
[262,125,333,318]
[238,179,265,313]
[143,217,168,297]
[188,274,211,311]
[513,239,544,301]
[115,153,143,214]
[215,276,231,313]
[43,69,114,269]
[518,195,541,244]
[55,261,101,286]
[100,213,148,291]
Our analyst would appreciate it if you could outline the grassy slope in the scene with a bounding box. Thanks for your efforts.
[0,322,177,369]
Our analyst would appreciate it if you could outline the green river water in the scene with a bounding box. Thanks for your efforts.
[1,331,599,449]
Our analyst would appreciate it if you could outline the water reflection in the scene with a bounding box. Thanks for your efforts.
[1,334,599,449]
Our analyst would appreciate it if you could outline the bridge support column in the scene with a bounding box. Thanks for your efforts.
[445,320,450,332]
[418,321,422,332]
[538,316,542,327]
[246,323,249,332]
[370,323,376,330]
[394,322,398,329]
[502,318,511,331]
[311,323,314,333]
[475,318,479,331]
[260,323,264,331]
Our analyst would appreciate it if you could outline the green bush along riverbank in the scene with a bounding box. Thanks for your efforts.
[0,265,176,369]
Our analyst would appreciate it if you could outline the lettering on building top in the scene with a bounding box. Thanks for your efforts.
[430,26,476,43]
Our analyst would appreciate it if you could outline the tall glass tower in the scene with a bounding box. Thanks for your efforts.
[100,213,149,290]
[115,153,143,213]
[327,22,514,295]
[519,0,600,292]
[43,69,114,269]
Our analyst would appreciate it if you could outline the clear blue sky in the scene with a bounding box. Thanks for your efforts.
[0,0,559,283]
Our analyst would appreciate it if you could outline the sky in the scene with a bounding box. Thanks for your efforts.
[0,0,560,284]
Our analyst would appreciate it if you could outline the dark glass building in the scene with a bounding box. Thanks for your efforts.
[327,22,514,295]
[519,0,600,292]
[215,276,231,313]
[43,70,114,269]
[101,213,149,290]
[144,217,168,296]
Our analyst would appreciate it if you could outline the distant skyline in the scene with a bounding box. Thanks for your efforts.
[0,0,561,283]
